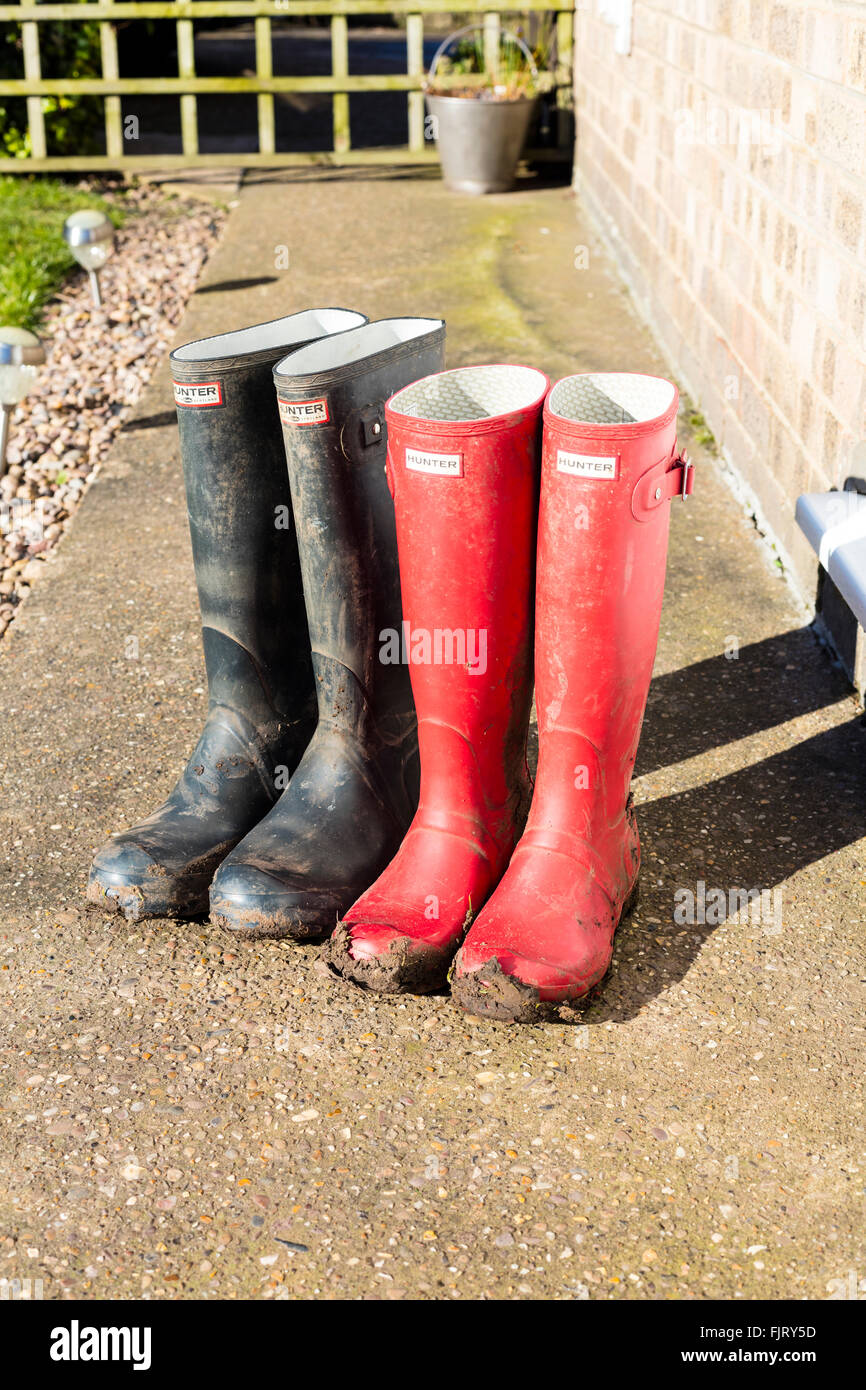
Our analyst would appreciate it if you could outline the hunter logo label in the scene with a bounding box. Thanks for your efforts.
[173,379,224,408]
[556,449,619,480]
[405,447,463,477]
[279,397,330,426]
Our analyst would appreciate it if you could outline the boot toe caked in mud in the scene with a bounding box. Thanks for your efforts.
[208,862,344,941]
[86,842,197,922]
[323,822,495,992]
[450,868,640,1022]
[450,929,621,1024]
[87,701,316,923]
[325,918,454,995]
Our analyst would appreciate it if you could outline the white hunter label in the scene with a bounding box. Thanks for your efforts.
[556,449,619,480]
[173,379,224,407]
[405,447,463,477]
[279,397,330,426]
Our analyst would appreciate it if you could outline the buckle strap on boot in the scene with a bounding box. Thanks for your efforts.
[631,448,693,522]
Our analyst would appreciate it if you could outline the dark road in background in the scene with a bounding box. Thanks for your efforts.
[119,25,445,155]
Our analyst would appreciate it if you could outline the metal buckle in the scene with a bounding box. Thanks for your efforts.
[360,404,385,448]
[680,452,693,501]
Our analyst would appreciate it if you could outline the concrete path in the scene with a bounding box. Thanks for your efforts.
[1,171,863,1301]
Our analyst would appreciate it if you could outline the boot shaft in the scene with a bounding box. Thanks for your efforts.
[535,371,690,816]
[385,364,548,825]
[170,309,366,724]
[274,318,446,738]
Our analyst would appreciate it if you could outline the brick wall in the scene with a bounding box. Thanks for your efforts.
[573,0,866,596]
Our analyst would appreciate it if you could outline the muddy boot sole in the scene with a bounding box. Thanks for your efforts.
[85,870,211,923]
[209,890,342,942]
[323,920,454,995]
[450,881,640,1024]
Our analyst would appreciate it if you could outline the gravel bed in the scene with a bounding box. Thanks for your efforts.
[0,183,225,641]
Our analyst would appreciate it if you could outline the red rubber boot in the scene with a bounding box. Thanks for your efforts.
[452,372,693,1022]
[324,364,549,993]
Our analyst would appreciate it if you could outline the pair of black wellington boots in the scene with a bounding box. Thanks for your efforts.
[86,308,446,939]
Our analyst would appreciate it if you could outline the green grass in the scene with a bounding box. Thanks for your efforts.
[0,176,123,331]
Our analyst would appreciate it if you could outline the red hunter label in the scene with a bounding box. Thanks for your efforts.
[279,397,330,426]
[173,380,224,407]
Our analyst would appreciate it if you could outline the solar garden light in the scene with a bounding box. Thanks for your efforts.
[63,209,115,307]
[0,328,45,478]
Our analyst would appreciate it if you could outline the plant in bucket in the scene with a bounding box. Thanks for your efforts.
[424,25,543,195]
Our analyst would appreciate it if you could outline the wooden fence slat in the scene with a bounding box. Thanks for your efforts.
[255,15,275,155]
[406,13,424,152]
[0,72,563,97]
[176,17,198,156]
[556,8,574,104]
[331,14,350,154]
[483,11,500,81]
[555,7,574,149]
[21,21,46,160]
[1,1,565,17]
[100,22,124,160]
[0,148,440,171]
[0,146,568,171]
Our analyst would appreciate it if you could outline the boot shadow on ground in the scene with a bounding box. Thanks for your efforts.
[195,276,279,294]
[580,642,865,1026]
[245,164,442,187]
[243,164,570,191]
[526,627,852,778]
[637,627,854,777]
[122,410,178,433]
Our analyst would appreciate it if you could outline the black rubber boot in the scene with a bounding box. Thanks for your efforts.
[87,308,367,922]
[209,317,446,939]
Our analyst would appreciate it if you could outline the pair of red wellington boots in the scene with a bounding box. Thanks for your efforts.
[325,364,693,1021]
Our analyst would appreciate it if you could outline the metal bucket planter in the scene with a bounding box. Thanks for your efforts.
[425,27,539,196]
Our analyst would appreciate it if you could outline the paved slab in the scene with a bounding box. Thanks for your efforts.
[0,172,863,1301]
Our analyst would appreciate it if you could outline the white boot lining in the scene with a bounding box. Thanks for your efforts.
[172,308,365,362]
[548,373,676,425]
[274,318,443,377]
[390,364,548,422]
